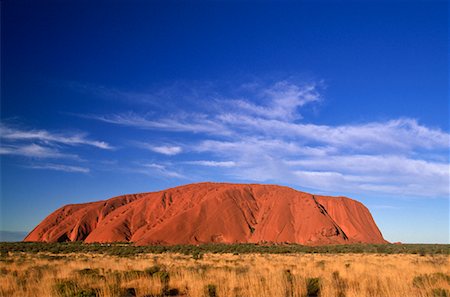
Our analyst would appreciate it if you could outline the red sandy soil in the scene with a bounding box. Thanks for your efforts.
[24,182,387,245]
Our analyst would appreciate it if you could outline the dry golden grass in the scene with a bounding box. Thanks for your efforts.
[0,252,449,297]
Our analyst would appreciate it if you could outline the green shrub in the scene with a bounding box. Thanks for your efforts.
[167,288,180,296]
[54,280,78,296]
[121,287,136,297]
[284,269,293,297]
[432,288,449,297]
[54,279,98,297]
[73,268,104,279]
[316,260,325,269]
[1,242,450,255]
[192,251,203,260]
[205,284,217,297]
[25,265,52,278]
[235,266,249,274]
[120,270,147,279]
[154,270,170,295]
[144,265,161,276]
[332,271,347,297]
[305,277,321,297]
[413,273,450,288]
[0,267,9,275]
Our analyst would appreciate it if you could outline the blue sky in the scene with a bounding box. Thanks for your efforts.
[1,0,449,243]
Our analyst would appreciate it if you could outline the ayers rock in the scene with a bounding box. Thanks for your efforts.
[25,182,387,245]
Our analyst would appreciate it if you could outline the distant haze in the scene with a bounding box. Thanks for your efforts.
[0,231,28,242]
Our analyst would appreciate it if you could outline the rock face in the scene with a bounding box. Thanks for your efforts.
[25,183,387,245]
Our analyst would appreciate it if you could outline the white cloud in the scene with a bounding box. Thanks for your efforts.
[144,163,166,170]
[230,81,321,120]
[26,163,90,173]
[147,145,182,155]
[141,163,185,178]
[185,160,237,167]
[286,155,448,176]
[0,144,77,159]
[83,80,450,198]
[85,112,230,135]
[292,167,449,198]
[218,115,449,152]
[0,123,113,149]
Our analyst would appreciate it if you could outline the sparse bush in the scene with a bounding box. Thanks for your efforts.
[154,270,170,295]
[192,251,203,260]
[54,279,78,296]
[54,279,98,297]
[15,276,27,289]
[167,288,180,296]
[205,284,217,297]
[144,265,161,276]
[432,288,449,297]
[0,267,9,275]
[121,287,136,297]
[413,273,450,288]
[235,266,249,274]
[332,271,347,297]
[284,269,293,297]
[120,269,147,279]
[25,265,52,278]
[1,242,450,255]
[305,277,321,297]
[316,260,325,269]
[73,268,104,280]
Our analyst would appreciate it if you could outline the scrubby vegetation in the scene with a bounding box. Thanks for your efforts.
[1,242,449,256]
[0,246,449,297]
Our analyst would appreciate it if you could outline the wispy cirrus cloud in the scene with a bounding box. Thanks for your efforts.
[185,160,237,167]
[85,112,230,135]
[141,163,185,178]
[26,163,90,173]
[136,143,183,155]
[0,144,78,159]
[0,123,113,149]
[230,81,321,120]
[217,115,449,152]
[82,80,450,198]
[0,123,112,175]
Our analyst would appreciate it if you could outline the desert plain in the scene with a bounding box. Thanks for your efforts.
[1,242,449,297]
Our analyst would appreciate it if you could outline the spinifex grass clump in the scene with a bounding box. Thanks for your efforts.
[331,271,347,297]
[305,277,321,297]
[432,288,449,297]
[284,269,294,297]
[316,260,326,270]
[54,279,98,297]
[73,268,105,280]
[205,284,217,297]
[154,270,170,295]
[413,273,450,288]
[144,265,161,276]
